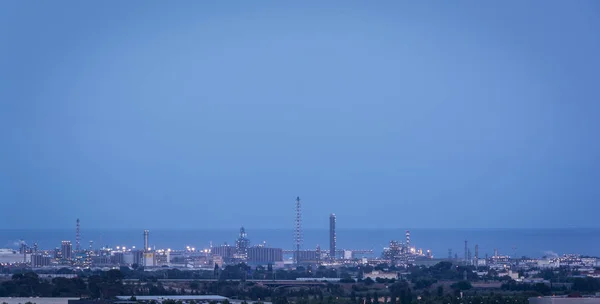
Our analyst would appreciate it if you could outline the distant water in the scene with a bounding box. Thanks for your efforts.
[1,228,599,258]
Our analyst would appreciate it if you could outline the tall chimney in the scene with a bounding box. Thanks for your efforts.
[144,230,149,252]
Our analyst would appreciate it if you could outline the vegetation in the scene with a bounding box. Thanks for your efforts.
[2,263,600,304]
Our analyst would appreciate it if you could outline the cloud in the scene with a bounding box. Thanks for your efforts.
[10,240,26,247]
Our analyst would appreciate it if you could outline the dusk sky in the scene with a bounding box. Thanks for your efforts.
[1,1,599,230]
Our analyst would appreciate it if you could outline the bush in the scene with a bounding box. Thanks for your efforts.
[451,281,472,291]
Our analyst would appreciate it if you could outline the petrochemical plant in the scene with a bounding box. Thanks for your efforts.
[11,197,598,273]
[0,196,437,270]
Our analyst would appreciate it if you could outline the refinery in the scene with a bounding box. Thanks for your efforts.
[0,197,598,274]
[0,196,435,269]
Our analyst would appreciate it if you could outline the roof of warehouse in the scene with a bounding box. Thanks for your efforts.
[116,296,228,301]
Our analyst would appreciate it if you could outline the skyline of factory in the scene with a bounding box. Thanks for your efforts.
[1,197,439,269]
[3,197,593,270]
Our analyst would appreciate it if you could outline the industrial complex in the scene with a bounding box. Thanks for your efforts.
[1,197,598,276]
[0,197,435,270]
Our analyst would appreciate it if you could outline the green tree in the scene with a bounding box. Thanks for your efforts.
[533,283,551,296]
[214,264,220,278]
[450,281,472,291]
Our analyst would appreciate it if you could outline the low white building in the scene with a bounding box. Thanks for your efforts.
[364,271,397,280]
[538,259,560,269]
[0,249,29,264]
[508,270,520,280]
[0,298,78,304]
[116,295,271,304]
[529,296,600,304]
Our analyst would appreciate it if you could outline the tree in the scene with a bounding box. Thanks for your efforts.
[533,283,551,295]
[437,285,444,297]
[451,281,472,291]
[214,264,220,277]
[364,277,375,285]
[414,279,435,290]
[572,277,600,293]
[106,269,124,284]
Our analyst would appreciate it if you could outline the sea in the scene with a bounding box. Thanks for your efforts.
[1,228,599,259]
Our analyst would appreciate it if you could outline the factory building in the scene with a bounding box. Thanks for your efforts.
[61,241,73,260]
[31,254,52,267]
[155,250,170,266]
[122,250,144,266]
[247,246,283,264]
[144,252,156,267]
[91,255,111,265]
[294,250,320,262]
[111,252,125,265]
[211,228,284,266]
[381,231,431,266]
[211,245,235,260]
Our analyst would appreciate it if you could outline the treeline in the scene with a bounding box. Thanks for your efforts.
[0,270,549,304]
[0,270,129,298]
[408,262,481,282]
[501,277,600,295]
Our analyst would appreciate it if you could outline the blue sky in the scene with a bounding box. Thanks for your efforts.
[1,1,599,229]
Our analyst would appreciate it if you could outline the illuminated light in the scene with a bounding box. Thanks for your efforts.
[116,246,120,250]
[192,247,196,251]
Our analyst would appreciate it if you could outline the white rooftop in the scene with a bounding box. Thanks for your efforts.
[116,296,228,301]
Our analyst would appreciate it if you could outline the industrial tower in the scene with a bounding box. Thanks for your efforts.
[144,230,149,252]
[236,226,250,259]
[464,240,468,264]
[329,213,336,261]
[76,218,80,252]
[294,196,302,264]
[406,230,411,248]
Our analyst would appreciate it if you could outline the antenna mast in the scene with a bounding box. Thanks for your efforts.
[294,196,302,264]
[76,218,80,252]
